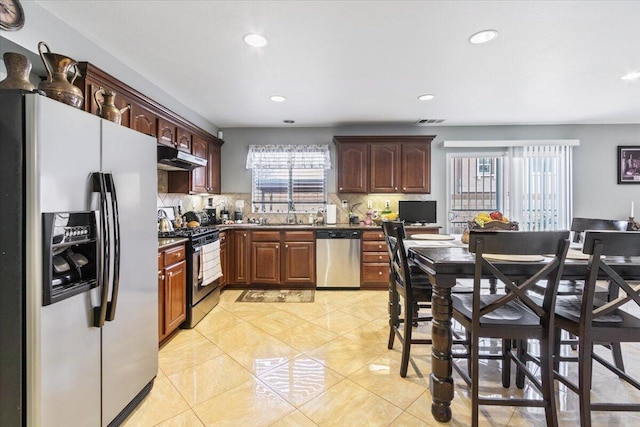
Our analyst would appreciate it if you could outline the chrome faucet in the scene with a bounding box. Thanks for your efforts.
[286,201,297,224]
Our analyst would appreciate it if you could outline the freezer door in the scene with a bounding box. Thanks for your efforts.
[100,120,158,426]
[28,95,102,427]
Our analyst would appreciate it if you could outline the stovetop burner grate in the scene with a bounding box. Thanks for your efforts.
[158,226,219,239]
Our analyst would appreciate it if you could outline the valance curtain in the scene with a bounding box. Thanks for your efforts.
[246,145,331,169]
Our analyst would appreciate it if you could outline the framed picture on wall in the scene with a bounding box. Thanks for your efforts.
[618,146,640,184]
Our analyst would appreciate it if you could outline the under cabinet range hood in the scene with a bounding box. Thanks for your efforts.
[157,145,207,171]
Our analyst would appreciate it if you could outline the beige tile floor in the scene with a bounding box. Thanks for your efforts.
[123,289,640,426]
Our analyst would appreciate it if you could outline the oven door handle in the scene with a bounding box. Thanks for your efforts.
[197,246,204,285]
[91,172,110,328]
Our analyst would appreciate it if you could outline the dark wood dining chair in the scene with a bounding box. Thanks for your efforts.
[383,220,433,377]
[553,231,640,427]
[452,230,570,427]
[537,217,629,367]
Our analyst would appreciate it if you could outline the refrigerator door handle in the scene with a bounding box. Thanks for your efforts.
[91,172,110,327]
[104,173,121,322]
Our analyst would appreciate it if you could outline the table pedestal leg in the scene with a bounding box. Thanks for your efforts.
[430,281,454,422]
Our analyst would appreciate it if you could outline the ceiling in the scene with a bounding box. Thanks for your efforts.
[34,0,640,128]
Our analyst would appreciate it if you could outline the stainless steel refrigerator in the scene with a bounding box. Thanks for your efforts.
[0,91,158,426]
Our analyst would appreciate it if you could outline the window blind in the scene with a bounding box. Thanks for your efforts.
[247,145,330,213]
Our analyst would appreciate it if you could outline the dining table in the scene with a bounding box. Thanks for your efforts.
[407,242,640,423]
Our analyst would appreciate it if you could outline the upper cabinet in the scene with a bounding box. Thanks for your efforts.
[157,118,177,148]
[168,135,222,195]
[336,141,368,193]
[334,135,434,194]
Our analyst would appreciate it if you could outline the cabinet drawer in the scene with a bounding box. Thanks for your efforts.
[362,230,385,241]
[251,230,280,242]
[362,264,389,282]
[164,245,186,265]
[283,230,314,241]
[363,241,386,252]
[362,252,387,263]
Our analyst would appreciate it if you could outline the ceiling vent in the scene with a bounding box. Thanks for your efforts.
[415,119,446,125]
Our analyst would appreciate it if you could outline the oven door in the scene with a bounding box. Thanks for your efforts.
[191,244,216,305]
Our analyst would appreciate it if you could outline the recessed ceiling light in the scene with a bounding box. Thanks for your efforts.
[283,120,295,124]
[469,29,499,44]
[621,71,640,81]
[243,33,267,47]
[270,95,286,102]
[418,94,435,101]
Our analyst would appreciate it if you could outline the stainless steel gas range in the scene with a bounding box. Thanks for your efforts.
[159,227,221,328]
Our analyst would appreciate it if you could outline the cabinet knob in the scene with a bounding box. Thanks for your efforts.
[159,274,165,280]
[403,187,406,191]
[276,245,279,249]
[339,187,343,191]
[285,244,289,248]
[378,271,383,275]
[394,187,397,191]
[176,252,181,257]
[168,272,173,277]
[378,244,382,249]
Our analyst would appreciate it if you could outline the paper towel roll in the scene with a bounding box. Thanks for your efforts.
[326,204,337,224]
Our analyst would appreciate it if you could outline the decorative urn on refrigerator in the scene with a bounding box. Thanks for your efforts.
[0,90,158,427]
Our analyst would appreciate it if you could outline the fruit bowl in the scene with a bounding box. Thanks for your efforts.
[468,220,519,231]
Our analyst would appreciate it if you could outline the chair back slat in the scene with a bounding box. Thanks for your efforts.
[570,217,629,243]
[382,221,411,291]
[469,230,570,322]
[581,231,640,322]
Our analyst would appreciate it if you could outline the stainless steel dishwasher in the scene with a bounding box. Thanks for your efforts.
[315,229,361,288]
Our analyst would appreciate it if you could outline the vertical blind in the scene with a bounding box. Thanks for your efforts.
[246,145,330,213]
[512,145,573,231]
[446,144,574,233]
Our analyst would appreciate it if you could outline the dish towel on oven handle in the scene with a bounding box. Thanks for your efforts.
[201,240,222,286]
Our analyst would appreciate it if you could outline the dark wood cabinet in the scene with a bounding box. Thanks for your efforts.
[232,230,250,284]
[282,231,315,285]
[167,135,222,195]
[251,242,281,284]
[176,126,192,153]
[157,117,177,148]
[190,136,208,193]
[207,142,221,194]
[334,136,434,194]
[219,231,228,288]
[336,141,368,193]
[401,142,431,193]
[361,230,388,289]
[250,231,281,285]
[370,143,401,193]
[131,101,157,137]
[165,260,187,332]
[158,243,187,344]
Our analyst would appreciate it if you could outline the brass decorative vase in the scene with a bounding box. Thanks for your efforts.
[37,41,84,109]
[0,52,36,91]
[94,87,130,125]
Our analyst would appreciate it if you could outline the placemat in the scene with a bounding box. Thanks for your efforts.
[411,234,455,241]
[482,254,545,262]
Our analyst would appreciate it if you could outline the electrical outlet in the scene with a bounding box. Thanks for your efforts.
[341,200,348,208]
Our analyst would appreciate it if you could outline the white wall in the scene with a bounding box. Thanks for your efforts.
[221,124,640,223]
[0,1,217,134]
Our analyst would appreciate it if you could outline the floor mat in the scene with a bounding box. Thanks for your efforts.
[235,289,315,303]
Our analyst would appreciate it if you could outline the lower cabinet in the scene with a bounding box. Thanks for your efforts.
[158,243,187,344]
[361,230,389,289]
[219,231,228,288]
[227,229,315,288]
[251,233,281,285]
[282,231,315,285]
[232,230,251,284]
